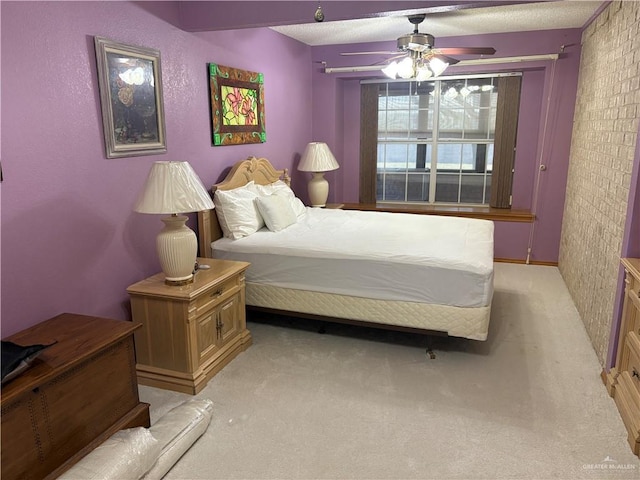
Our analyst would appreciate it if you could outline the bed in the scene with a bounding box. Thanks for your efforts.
[197,156,494,341]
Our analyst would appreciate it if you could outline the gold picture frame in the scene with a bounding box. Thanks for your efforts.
[94,37,166,158]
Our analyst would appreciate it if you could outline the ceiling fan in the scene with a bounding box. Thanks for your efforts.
[342,14,496,81]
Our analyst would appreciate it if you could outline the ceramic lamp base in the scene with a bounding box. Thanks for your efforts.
[308,172,330,207]
[157,215,197,285]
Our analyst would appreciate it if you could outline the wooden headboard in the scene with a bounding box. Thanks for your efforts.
[197,156,290,258]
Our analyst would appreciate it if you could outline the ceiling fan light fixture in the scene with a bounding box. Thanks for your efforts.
[429,57,449,77]
[382,61,399,79]
[397,33,434,53]
[415,66,432,82]
[397,57,415,79]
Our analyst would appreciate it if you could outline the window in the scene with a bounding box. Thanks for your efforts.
[360,74,521,208]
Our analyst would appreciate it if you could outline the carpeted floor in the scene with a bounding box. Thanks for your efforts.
[139,263,640,480]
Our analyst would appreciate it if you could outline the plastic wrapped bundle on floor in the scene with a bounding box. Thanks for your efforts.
[143,398,214,479]
[58,398,214,480]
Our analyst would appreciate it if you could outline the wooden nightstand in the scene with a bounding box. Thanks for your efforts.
[127,258,251,394]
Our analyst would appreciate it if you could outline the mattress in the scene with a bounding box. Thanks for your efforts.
[212,208,494,308]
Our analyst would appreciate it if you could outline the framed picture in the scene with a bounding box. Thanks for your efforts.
[208,63,266,146]
[94,37,166,158]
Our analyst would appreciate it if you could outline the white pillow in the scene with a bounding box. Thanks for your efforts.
[213,182,264,239]
[251,181,306,218]
[255,195,298,232]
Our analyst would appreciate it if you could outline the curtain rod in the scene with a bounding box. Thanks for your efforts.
[323,54,560,74]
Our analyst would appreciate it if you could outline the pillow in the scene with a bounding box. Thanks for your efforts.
[251,181,306,218]
[213,182,264,239]
[1,340,55,384]
[255,195,298,232]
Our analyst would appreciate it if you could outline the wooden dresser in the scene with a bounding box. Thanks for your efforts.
[1,313,150,480]
[608,258,640,456]
[127,258,251,395]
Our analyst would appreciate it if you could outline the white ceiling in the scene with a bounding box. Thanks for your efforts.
[270,1,602,46]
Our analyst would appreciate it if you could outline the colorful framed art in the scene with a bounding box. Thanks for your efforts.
[208,64,266,146]
[94,37,166,158]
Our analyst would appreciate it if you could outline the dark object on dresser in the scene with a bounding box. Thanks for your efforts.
[0,313,150,480]
[1,339,56,384]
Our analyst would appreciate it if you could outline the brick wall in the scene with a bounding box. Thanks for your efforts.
[559,1,640,365]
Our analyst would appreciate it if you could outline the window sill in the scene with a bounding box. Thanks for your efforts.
[336,203,534,223]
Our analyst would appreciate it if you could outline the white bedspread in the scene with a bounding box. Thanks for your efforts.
[212,208,494,308]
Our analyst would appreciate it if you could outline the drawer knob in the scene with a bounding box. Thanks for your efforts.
[210,288,224,298]
[633,368,639,379]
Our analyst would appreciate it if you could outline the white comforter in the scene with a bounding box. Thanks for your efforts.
[212,208,494,308]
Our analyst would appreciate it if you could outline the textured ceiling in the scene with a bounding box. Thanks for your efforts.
[270,1,602,46]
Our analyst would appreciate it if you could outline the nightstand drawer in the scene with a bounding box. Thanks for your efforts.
[194,277,240,315]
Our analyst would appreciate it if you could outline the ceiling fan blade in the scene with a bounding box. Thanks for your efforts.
[433,54,460,66]
[436,47,496,56]
[340,51,398,56]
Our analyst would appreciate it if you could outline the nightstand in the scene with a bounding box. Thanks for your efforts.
[127,258,251,394]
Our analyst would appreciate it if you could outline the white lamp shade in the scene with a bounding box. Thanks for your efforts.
[134,161,213,286]
[298,142,339,173]
[134,161,214,214]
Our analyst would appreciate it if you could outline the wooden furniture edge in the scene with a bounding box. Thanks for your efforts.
[1,314,141,404]
[46,403,150,479]
[340,202,535,223]
[136,332,252,395]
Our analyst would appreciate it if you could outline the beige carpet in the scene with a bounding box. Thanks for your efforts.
[140,263,640,480]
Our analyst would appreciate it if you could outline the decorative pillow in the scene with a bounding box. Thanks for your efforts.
[251,181,306,218]
[213,182,264,239]
[1,340,55,384]
[255,194,298,232]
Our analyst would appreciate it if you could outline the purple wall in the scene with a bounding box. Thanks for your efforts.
[310,29,583,263]
[1,1,312,336]
[0,1,585,337]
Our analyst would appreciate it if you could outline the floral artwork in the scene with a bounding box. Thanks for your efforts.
[94,37,166,158]
[209,64,265,146]
[221,86,258,126]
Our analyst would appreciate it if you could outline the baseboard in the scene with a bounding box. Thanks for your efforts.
[494,257,558,266]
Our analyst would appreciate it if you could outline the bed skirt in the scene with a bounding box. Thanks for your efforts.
[245,283,491,341]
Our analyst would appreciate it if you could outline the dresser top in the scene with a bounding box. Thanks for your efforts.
[126,257,250,300]
[622,258,640,280]
[1,313,138,403]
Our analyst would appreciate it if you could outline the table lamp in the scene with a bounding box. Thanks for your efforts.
[297,142,339,207]
[134,161,214,285]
